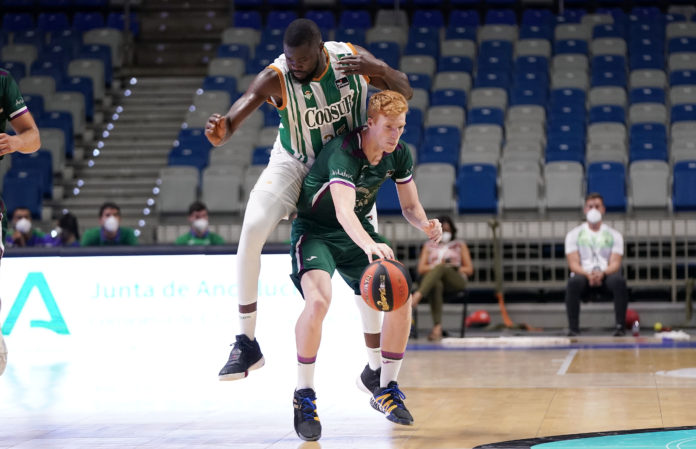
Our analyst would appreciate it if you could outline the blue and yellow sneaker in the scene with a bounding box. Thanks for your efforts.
[356,364,381,394]
[371,381,414,425]
[293,388,321,441]
[218,334,265,381]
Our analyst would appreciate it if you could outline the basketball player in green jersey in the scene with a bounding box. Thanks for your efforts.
[205,19,413,386]
[288,91,441,440]
[0,68,41,375]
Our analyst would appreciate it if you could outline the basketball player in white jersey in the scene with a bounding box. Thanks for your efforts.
[205,19,413,388]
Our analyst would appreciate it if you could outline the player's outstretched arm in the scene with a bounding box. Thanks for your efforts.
[396,180,442,243]
[330,182,394,262]
[0,112,40,156]
[337,45,413,100]
[205,68,281,147]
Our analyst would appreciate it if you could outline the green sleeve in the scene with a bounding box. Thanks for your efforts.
[81,227,100,246]
[210,233,226,245]
[173,234,189,245]
[393,141,414,183]
[2,73,27,118]
[121,227,139,245]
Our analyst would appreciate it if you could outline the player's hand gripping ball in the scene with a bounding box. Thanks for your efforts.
[360,259,412,312]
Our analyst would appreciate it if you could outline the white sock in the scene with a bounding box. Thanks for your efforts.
[239,310,257,340]
[380,351,404,388]
[297,356,316,390]
[367,347,381,371]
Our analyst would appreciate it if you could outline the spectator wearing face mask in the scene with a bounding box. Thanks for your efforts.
[44,212,80,247]
[6,207,45,247]
[411,216,474,341]
[175,201,225,245]
[81,202,138,246]
[564,192,628,337]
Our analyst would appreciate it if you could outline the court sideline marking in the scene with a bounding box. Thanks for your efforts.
[556,349,578,376]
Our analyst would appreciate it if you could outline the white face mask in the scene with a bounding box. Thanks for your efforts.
[192,218,208,234]
[586,208,602,225]
[441,231,452,244]
[15,217,31,234]
[103,215,119,233]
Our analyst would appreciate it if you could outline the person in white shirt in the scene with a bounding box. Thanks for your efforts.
[564,193,628,336]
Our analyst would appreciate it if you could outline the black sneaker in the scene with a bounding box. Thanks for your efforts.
[370,381,414,425]
[613,325,626,337]
[218,334,265,381]
[293,388,321,441]
[356,364,381,394]
[567,329,580,337]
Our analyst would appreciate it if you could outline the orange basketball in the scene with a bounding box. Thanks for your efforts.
[359,259,412,312]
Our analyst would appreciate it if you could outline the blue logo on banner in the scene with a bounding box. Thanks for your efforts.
[1,272,69,335]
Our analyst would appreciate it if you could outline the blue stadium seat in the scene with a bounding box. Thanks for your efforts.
[479,40,513,62]
[248,146,270,166]
[449,10,480,27]
[629,141,668,162]
[668,37,696,54]
[474,69,511,89]
[13,30,45,50]
[233,11,262,29]
[522,9,554,26]
[30,60,64,85]
[169,146,209,171]
[593,24,626,39]
[37,0,71,8]
[106,12,140,36]
[485,9,516,25]
[468,107,504,126]
[589,105,626,124]
[629,87,665,104]
[79,44,112,85]
[404,39,439,57]
[630,123,666,144]
[673,160,696,211]
[515,55,549,73]
[407,73,431,91]
[430,89,467,107]
[438,56,474,74]
[629,52,664,71]
[665,13,686,23]
[514,70,549,90]
[305,10,336,29]
[217,44,250,60]
[545,141,585,164]
[591,68,627,87]
[401,125,422,150]
[406,108,424,128]
[259,102,278,127]
[59,76,94,121]
[72,12,105,32]
[547,121,586,144]
[557,8,586,23]
[255,42,282,61]
[510,86,548,106]
[409,26,440,44]
[592,55,626,72]
[10,150,53,199]
[42,44,74,69]
[587,161,626,211]
[175,128,210,152]
[457,163,497,213]
[259,28,284,47]
[2,13,35,32]
[548,104,586,124]
[550,88,586,108]
[670,70,696,87]
[423,126,461,148]
[334,28,366,47]
[477,53,513,72]
[671,104,696,123]
[1,61,26,81]
[419,142,459,167]
[48,30,82,56]
[267,11,297,29]
[246,56,273,75]
[366,42,400,70]
[202,74,237,94]
[519,24,553,41]
[339,11,371,29]
[1,170,43,219]
[376,178,402,215]
[74,0,109,6]
[412,10,444,28]
[555,39,589,55]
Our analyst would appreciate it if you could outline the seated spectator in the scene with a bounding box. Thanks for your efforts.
[5,207,45,247]
[81,202,138,246]
[411,216,474,341]
[565,192,628,337]
[175,201,225,245]
[44,212,80,247]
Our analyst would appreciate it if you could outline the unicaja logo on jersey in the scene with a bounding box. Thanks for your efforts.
[304,92,354,128]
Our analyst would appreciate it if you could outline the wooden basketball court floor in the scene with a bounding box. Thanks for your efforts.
[2,279,696,448]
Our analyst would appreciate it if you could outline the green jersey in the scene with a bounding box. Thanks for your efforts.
[81,226,139,246]
[296,126,414,229]
[267,41,369,165]
[174,230,225,246]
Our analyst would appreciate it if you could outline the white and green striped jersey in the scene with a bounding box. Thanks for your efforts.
[267,41,369,166]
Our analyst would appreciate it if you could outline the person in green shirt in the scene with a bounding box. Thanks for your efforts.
[288,91,442,441]
[81,202,138,246]
[174,201,225,245]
